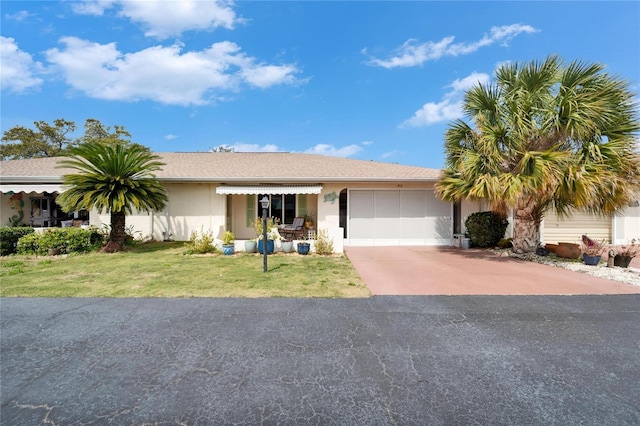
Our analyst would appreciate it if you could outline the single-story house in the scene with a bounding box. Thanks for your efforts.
[1,152,638,251]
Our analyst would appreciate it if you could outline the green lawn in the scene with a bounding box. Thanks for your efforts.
[0,242,370,298]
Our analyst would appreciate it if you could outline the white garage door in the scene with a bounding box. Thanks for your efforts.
[348,189,452,246]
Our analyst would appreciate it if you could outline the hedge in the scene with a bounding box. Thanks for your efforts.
[16,228,104,256]
[0,227,35,256]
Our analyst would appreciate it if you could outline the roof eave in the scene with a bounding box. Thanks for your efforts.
[1,176,441,184]
[160,176,440,183]
[0,176,64,183]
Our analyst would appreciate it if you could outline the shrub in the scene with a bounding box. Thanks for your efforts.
[185,227,217,254]
[497,238,513,249]
[222,231,235,245]
[465,211,508,248]
[98,224,143,247]
[0,227,35,256]
[314,229,334,255]
[16,228,103,256]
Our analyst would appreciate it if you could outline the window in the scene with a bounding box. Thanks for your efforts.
[256,194,299,224]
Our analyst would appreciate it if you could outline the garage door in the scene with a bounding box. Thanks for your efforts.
[348,189,452,246]
[542,209,611,245]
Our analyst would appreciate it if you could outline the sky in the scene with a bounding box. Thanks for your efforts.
[1,1,639,169]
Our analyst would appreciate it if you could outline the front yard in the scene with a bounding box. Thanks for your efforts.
[0,242,370,298]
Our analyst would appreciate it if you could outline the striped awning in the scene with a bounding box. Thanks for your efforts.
[216,185,322,195]
[0,184,66,194]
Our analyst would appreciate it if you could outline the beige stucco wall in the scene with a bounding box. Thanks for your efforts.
[92,183,226,242]
[613,204,640,244]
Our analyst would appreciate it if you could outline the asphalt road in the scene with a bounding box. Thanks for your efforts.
[1,296,639,425]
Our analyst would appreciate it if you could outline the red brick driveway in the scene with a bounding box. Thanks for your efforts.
[345,246,640,296]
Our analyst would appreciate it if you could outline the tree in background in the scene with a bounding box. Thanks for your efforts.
[1,118,142,160]
[56,143,168,252]
[77,118,132,144]
[1,119,76,159]
[436,55,640,253]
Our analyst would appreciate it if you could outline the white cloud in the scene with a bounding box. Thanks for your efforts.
[225,143,281,152]
[72,0,239,39]
[382,150,403,159]
[240,64,299,88]
[164,134,177,140]
[362,37,454,68]
[365,24,538,69]
[401,71,490,128]
[0,36,44,93]
[401,99,463,128]
[45,37,302,105]
[448,71,490,93]
[71,1,116,15]
[5,10,34,21]
[304,144,362,157]
[361,140,373,146]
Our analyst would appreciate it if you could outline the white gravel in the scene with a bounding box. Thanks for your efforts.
[491,250,640,286]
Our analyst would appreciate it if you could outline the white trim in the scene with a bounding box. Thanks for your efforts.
[216,185,322,195]
[0,184,66,194]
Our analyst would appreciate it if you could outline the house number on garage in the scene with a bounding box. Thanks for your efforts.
[323,191,338,204]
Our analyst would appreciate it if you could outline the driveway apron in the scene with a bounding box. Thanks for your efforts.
[345,246,640,295]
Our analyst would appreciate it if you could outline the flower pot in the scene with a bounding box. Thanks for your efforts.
[554,242,581,259]
[222,244,235,256]
[613,255,632,268]
[258,239,274,255]
[244,240,257,253]
[582,253,601,266]
[281,240,294,253]
[297,242,310,255]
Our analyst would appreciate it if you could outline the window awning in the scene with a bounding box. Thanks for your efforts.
[0,184,66,194]
[216,185,322,195]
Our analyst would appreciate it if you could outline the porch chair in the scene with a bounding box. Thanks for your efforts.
[282,217,305,239]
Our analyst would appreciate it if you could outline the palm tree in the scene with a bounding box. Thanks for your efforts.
[436,55,640,253]
[56,143,168,251]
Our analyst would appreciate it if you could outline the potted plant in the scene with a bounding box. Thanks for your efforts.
[244,239,257,253]
[281,238,294,253]
[255,217,280,255]
[304,213,315,230]
[296,236,311,255]
[221,231,235,256]
[581,234,604,265]
[611,238,639,268]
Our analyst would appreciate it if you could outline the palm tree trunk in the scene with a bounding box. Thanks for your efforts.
[110,211,127,247]
[512,196,541,253]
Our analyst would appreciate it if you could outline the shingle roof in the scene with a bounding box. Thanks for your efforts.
[0,152,441,183]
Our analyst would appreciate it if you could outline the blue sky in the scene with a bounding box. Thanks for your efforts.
[1,1,639,169]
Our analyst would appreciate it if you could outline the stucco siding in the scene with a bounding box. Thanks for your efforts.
[613,205,640,243]
[164,183,225,241]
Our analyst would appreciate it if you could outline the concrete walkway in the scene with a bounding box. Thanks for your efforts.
[2,297,639,425]
[345,246,640,296]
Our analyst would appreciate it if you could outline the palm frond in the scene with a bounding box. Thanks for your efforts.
[56,143,168,215]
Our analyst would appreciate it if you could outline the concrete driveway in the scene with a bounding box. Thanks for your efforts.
[345,246,640,295]
[2,296,640,425]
